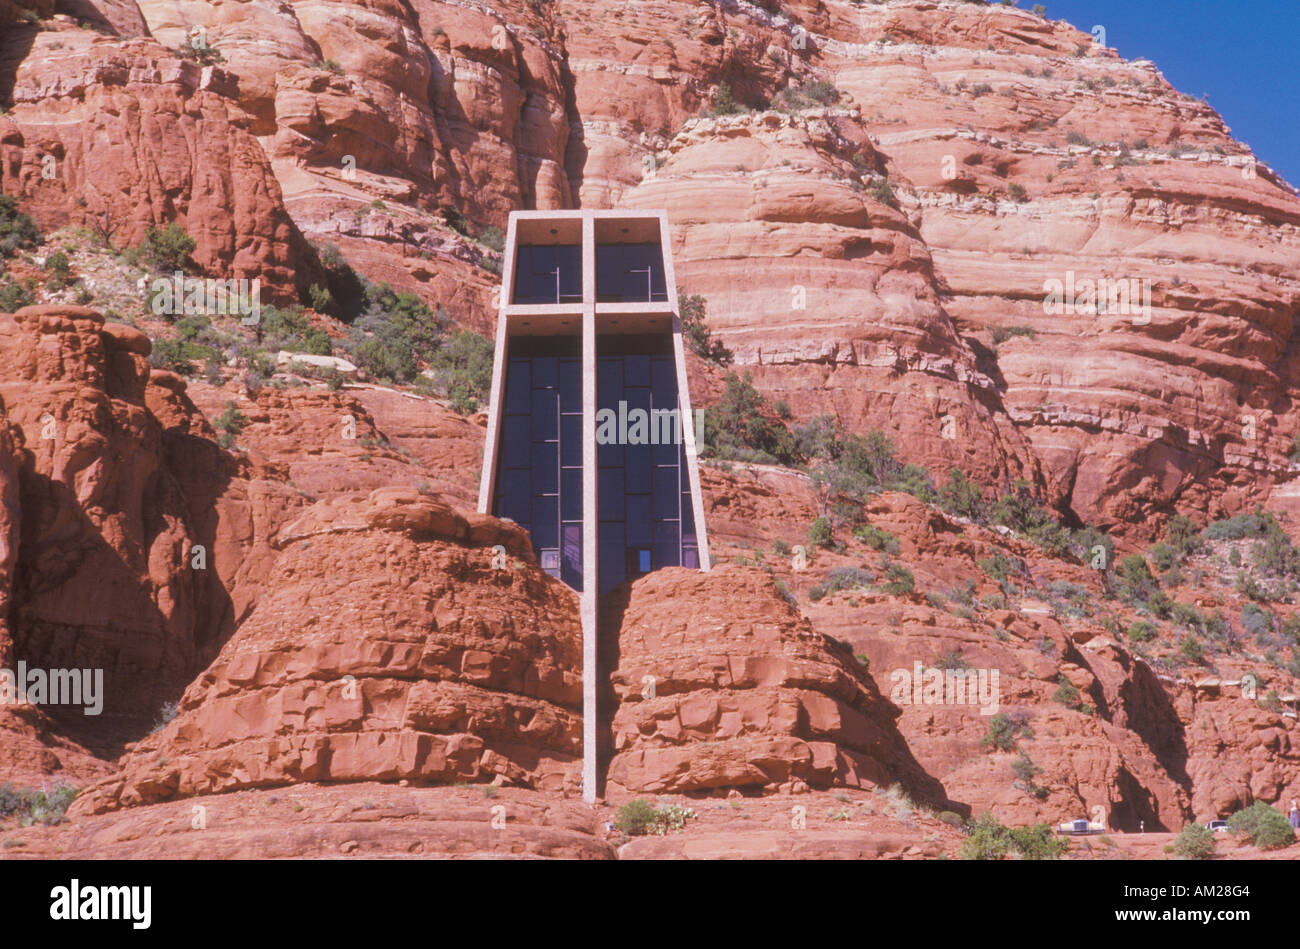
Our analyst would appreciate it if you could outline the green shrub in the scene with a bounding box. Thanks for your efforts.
[679,291,732,365]
[0,782,78,826]
[1126,620,1157,643]
[1178,636,1206,665]
[613,799,698,836]
[853,524,900,553]
[1173,822,1216,859]
[1052,675,1093,714]
[772,80,841,111]
[427,329,493,413]
[938,468,986,520]
[214,401,248,436]
[150,337,199,375]
[808,567,875,602]
[140,223,197,274]
[1227,802,1294,850]
[0,280,35,312]
[989,480,1070,556]
[706,82,742,116]
[308,283,334,312]
[613,799,656,835]
[868,177,898,208]
[1164,514,1204,557]
[700,371,796,465]
[960,813,1067,860]
[802,418,935,521]
[1010,753,1040,783]
[0,195,39,257]
[981,711,1032,752]
[1204,511,1274,541]
[977,551,1022,583]
[808,516,833,550]
[879,560,914,595]
[344,282,447,382]
[1114,554,1159,604]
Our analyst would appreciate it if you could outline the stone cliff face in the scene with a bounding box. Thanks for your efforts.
[5,0,1292,528]
[3,0,1300,855]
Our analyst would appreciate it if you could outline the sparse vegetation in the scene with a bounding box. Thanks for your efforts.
[981,711,1033,752]
[0,195,40,257]
[960,813,1068,860]
[679,291,733,365]
[1227,802,1294,850]
[0,783,78,827]
[1173,822,1216,859]
[613,799,699,836]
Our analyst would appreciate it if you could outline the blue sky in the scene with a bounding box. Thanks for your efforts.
[1035,0,1299,188]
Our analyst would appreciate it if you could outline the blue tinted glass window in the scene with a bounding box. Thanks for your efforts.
[626,494,651,546]
[532,442,558,493]
[600,522,625,591]
[559,357,581,406]
[599,467,625,521]
[531,389,557,440]
[504,415,530,467]
[653,466,679,519]
[561,414,582,466]
[532,495,558,549]
[506,360,530,412]
[562,524,582,590]
[562,468,583,520]
[533,356,558,388]
[653,520,679,568]
[500,469,531,525]
[514,245,582,304]
[625,355,650,387]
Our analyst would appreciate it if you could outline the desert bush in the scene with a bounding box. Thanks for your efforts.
[938,468,986,520]
[960,813,1067,860]
[0,195,39,257]
[427,329,494,413]
[809,566,874,601]
[1227,802,1294,850]
[853,524,900,553]
[0,783,78,826]
[1173,823,1216,859]
[140,223,197,274]
[699,371,797,465]
[344,282,447,382]
[613,799,698,836]
[981,711,1032,752]
[879,559,915,595]
[679,291,733,365]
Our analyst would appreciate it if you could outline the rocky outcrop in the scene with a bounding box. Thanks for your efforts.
[0,26,320,301]
[0,306,229,719]
[605,565,951,805]
[71,488,583,814]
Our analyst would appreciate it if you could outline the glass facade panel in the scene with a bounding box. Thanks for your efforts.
[595,243,668,303]
[595,343,691,593]
[493,337,583,592]
[491,227,704,597]
[512,245,582,304]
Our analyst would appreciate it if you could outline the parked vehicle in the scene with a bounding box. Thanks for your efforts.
[1204,820,1229,833]
[1057,818,1104,835]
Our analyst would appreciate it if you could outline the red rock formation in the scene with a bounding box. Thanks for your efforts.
[71,487,583,814]
[0,26,320,301]
[0,306,223,720]
[605,565,951,806]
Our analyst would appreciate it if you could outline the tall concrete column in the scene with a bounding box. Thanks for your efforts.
[580,211,599,803]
